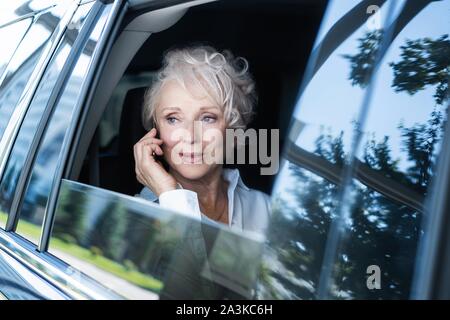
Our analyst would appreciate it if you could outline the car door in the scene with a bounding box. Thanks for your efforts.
[0,0,272,300]
[0,0,126,299]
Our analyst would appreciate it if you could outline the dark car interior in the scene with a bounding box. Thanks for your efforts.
[77,0,327,197]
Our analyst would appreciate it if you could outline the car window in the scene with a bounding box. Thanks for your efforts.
[0,2,94,233]
[0,2,72,140]
[255,0,412,299]
[0,1,56,26]
[5,2,107,243]
[0,19,32,83]
[324,0,449,299]
[48,179,265,299]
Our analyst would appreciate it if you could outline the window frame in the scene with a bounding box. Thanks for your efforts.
[37,0,128,252]
[0,1,58,29]
[0,0,126,300]
[1,0,216,300]
[5,0,107,237]
[0,17,33,86]
[0,0,79,197]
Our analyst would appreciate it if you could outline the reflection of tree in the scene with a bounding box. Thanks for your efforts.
[399,109,444,192]
[90,202,128,260]
[259,133,343,299]
[119,216,182,279]
[261,126,432,298]
[260,32,448,299]
[343,32,449,104]
[390,35,449,105]
[52,187,87,244]
[342,30,383,88]
[328,33,447,298]
[0,162,19,212]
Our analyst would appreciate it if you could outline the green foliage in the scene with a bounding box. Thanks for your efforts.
[261,32,449,298]
[89,246,103,257]
[59,233,78,244]
[342,30,384,88]
[390,35,450,105]
[343,32,449,105]
[52,187,87,244]
[90,202,128,261]
[123,259,138,271]
[398,109,444,191]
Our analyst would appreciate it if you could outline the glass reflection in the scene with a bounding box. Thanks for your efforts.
[328,0,449,299]
[48,180,264,300]
[0,210,6,229]
[0,3,93,237]
[0,4,65,139]
[0,254,47,299]
[256,0,402,299]
[0,1,59,26]
[0,19,32,83]
[0,1,36,25]
[14,3,100,242]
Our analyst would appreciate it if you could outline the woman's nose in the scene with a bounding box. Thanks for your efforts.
[183,120,202,144]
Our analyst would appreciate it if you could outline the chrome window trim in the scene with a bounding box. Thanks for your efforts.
[0,0,128,300]
[38,0,127,253]
[0,228,122,299]
[0,16,34,88]
[0,2,58,29]
[0,12,38,30]
[0,246,67,299]
[0,0,79,183]
[5,1,104,233]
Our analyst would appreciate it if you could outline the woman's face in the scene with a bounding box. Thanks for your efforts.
[154,79,227,180]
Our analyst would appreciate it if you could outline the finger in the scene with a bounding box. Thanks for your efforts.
[142,143,160,160]
[147,128,157,138]
[134,142,145,176]
[154,145,163,156]
[139,137,163,145]
[138,128,156,142]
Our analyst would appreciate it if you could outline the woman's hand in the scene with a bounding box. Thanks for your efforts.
[134,128,177,196]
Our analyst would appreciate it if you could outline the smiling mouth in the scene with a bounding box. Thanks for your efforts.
[179,152,203,163]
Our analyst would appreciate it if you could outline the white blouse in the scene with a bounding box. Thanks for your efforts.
[138,168,271,235]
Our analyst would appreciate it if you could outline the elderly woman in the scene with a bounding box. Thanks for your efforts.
[134,45,270,235]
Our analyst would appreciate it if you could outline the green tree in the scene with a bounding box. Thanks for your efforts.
[343,32,449,105]
[342,30,383,88]
[259,32,449,299]
[390,35,450,105]
[52,187,88,244]
[90,202,128,261]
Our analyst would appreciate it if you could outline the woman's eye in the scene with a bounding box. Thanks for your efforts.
[166,116,178,124]
[202,116,217,123]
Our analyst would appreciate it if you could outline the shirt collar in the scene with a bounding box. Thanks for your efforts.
[222,168,250,192]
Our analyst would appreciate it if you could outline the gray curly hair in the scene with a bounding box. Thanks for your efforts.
[142,45,257,130]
